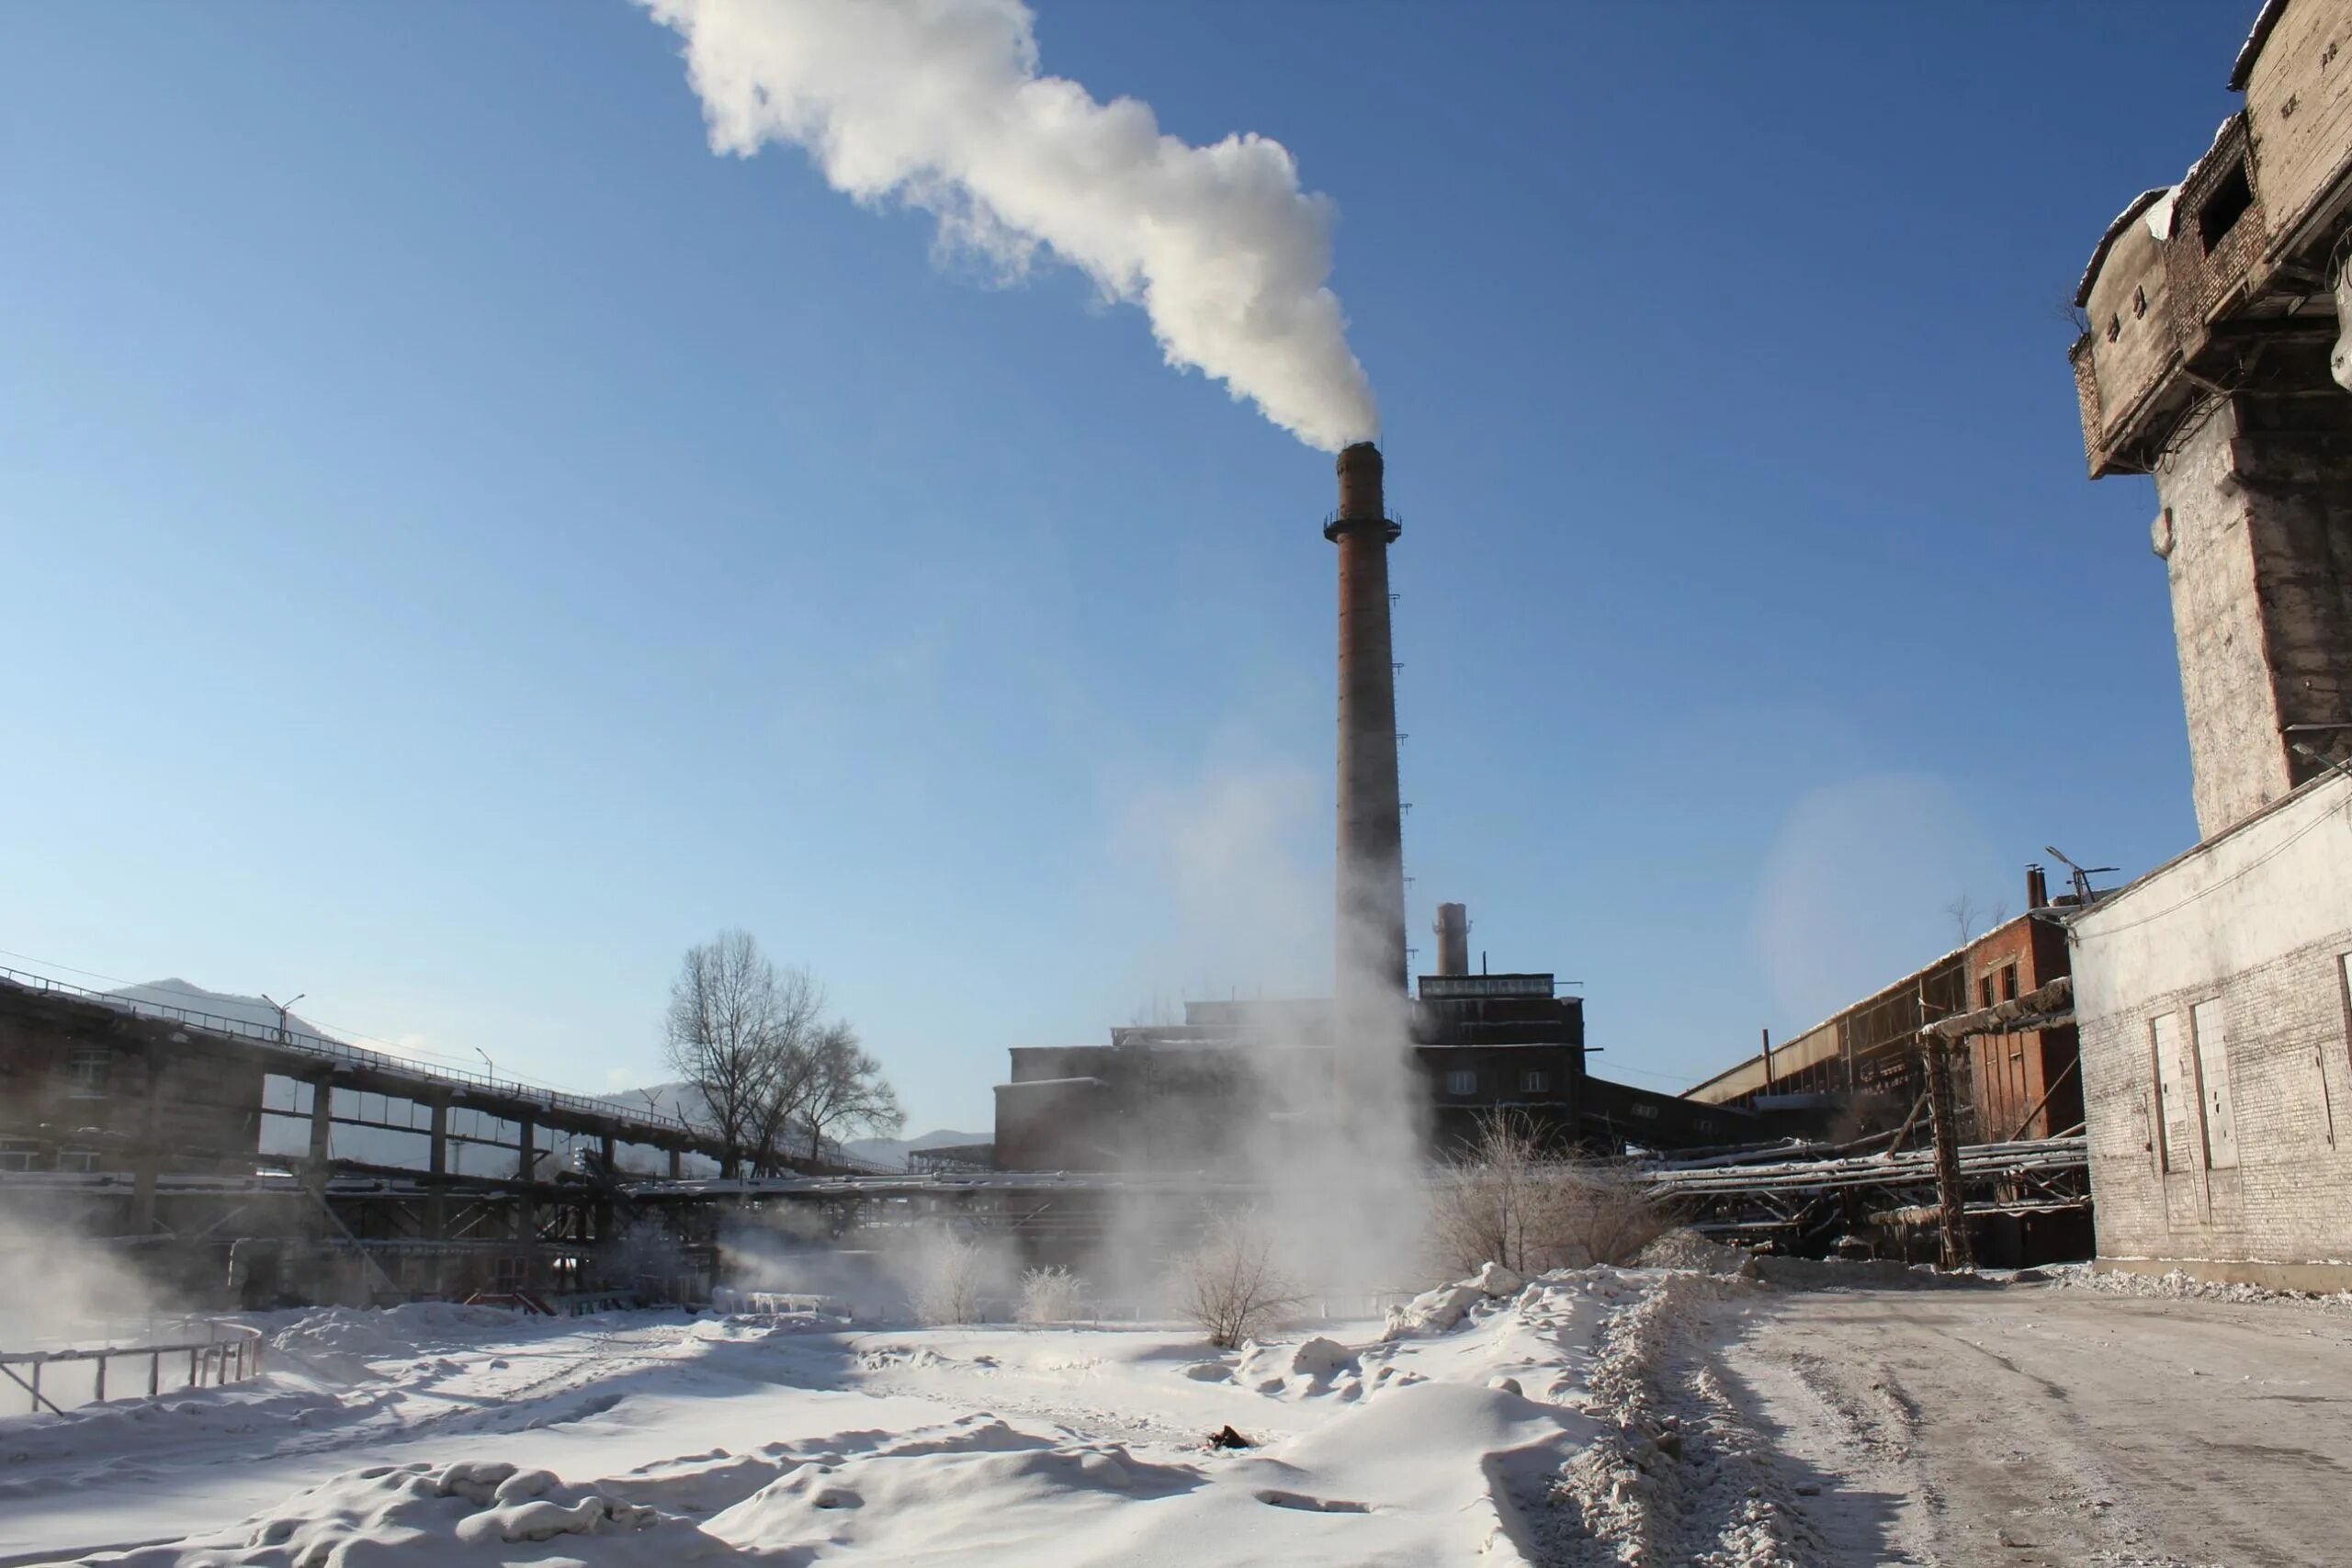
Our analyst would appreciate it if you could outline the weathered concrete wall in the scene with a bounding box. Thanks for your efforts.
[2069,771,2352,1287]
[2244,0,2352,248]
[2153,389,2352,838]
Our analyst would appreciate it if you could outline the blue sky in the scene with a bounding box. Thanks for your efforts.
[1,3,2252,1132]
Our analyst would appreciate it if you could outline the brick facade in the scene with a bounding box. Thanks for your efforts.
[2070,772,2352,1288]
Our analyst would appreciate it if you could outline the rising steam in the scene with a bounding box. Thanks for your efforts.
[640,0,1379,450]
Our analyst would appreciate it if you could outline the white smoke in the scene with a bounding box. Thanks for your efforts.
[640,0,1379,450]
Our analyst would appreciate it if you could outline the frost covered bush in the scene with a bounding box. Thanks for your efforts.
[1016,1265,1085,1324]
[908,1234,991,1325]
[1173,1211,1306,1349]
[1428,1111,1670,1277]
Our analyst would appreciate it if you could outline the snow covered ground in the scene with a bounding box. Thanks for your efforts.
[7,1259,2346,1566]
[0,1262,1816,1567]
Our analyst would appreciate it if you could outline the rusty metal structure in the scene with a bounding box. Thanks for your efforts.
[1328,442,1408,1002]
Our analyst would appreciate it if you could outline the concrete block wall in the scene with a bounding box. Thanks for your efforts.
[2153,389,2352,839]
[2072,771,2352,1288]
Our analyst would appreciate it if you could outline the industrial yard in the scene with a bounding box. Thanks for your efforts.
[5,1264,2346,1567]
[9,0,2352,1563]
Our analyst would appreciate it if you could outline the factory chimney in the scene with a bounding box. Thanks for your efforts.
[1434,903,1470,978]
[1329,442,1407,1001]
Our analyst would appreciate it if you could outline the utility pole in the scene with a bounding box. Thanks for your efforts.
[475,1047,495,1085]
[1924,1039,1972,1267]
[1918,979,1974,1270]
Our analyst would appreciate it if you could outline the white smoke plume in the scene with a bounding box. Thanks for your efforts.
[640,0,1380,450]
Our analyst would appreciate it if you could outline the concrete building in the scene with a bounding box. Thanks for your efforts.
[2069,772,2352,1287]
[2070,0,2352,838]
[993,941,1743,1173]
[2064,0,2352,1289]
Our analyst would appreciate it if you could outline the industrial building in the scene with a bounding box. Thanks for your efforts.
[2061,0,2352,1290]
[992,945,1739,1173]
[993,445,1749,1174]
[1681,866,2091,1263]
[1686,866,2085,1148]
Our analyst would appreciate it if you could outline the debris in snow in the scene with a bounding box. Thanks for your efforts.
[1207,1424,1256,1450]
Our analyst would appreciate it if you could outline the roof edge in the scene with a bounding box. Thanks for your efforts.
[2229,0,2290,93]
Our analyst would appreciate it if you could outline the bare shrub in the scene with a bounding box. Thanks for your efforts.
[1016,1265,1086,1325]
[1174,1210,1306,1348]
[909,1234,991,1325]
[1428,1111,1670,1278]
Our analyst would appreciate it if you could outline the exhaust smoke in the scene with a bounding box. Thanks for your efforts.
[640,0,1379,450]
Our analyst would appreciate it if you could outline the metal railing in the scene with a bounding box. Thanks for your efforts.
[0,1319,264,1416]
[0,965,716,1144]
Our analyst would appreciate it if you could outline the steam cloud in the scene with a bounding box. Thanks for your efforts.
[641,0,1380,450]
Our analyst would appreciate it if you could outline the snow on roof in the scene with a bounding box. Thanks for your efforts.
[2229,0,2289,92]
[2075,187,2176,306]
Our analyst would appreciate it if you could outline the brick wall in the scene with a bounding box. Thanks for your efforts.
[2072,772,2352,1284]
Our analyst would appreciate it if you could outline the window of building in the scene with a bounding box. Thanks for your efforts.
[1521,1069,1550,1094]
[2132,285,2147,318]
[0,1140,40,1173]
[2106,313,2121,343]
[1979,976,1995,1009]
[66,1046,110,1098]
[2001,965,2018,1002]
[2197,162,2254,254]
[56,1146,99,1174]
[1445,1069,1476,1096]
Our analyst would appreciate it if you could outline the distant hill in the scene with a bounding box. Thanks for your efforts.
[107,978,338,1043]
[843,1128,990,1170]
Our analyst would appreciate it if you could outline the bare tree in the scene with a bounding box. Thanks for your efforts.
[662,931,786,1179]
[800,1021,904,1163]
[741,967,826,1177]
[1174,1209,1306,1349]
[1427,1111,1669,1278]
[1945,893,1981,948]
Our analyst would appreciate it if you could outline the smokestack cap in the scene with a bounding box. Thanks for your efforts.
[1328,441,1400,542]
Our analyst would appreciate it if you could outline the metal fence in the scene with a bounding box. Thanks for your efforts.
[0,1319,265,1416]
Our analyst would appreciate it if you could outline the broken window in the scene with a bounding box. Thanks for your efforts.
[2197,162,2254,254]
[2001,965,2018,1002]
[2106,313,2121,343]
[0,1140,39,1173]
[2132,285,2147,318]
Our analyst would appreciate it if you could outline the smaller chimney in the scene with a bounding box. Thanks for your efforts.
[2025,863,2049,911]
[1434,903,1470,976]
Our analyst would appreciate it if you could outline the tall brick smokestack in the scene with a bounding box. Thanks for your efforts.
[1329,442,1406,1001]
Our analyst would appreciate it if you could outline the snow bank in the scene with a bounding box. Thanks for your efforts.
[2048,1263,2352,1314]
[1546,1269,1824,1567]
[93,1459,705,1565]
[1235,1335,1361,1395]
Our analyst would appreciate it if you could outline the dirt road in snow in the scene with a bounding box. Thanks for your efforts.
[1707,1283,2352,1567]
